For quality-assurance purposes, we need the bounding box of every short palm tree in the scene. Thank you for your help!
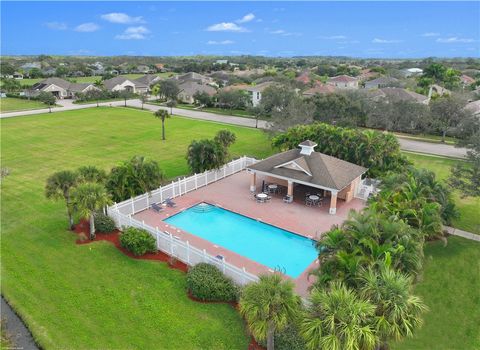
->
[301,282,378,350]
[45,170,79,229]
[154,109,170,141]
[358,265,428,348]
[239,274,300,350]
[72,183,112,239]
[77,165,107,184]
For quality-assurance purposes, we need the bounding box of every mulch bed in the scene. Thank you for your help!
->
[72,219,265,350]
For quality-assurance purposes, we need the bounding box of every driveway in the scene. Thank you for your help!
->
[0,98,466,158]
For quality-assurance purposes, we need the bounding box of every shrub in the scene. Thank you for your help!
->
[258,323,307,350]
[186,263,239,302]
[120,227,156,256]
[94,213,116,233]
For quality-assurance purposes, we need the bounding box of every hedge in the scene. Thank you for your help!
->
[186,263,239,302]
[119,227,156,256]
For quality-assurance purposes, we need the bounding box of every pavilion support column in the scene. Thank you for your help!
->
[287,181,294,197]
[250,171,256,192]
[329,191,338,215]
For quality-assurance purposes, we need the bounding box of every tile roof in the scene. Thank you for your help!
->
[328,75,358,83]
[303,83,336,95]
[247,147,367,191]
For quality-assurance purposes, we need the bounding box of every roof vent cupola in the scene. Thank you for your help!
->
[299,140,317,156]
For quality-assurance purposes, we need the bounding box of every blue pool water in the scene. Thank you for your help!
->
[164,203,318,278]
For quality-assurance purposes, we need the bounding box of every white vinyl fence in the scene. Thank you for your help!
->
[107,156,260,286]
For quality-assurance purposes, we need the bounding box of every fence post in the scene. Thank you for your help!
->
[131,197,134,214]
[203,249,207,263]
[204,171,208,185]
[146,194,150,208]
[178,178,182,196]
[160,188,163,203]
[172,181,175,197]
[194,173,198,190]
[156,227,160,249]
[184,177,187,194]
[186,240,190,265]
[242,267,247,285]
[142,220,145,230]
[223,165,226,178]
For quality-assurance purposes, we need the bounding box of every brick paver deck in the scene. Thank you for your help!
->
[133,171,366,296]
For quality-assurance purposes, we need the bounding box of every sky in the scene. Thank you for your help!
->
[1,1,479,58]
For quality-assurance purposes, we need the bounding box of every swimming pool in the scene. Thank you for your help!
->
[164,203,318,278]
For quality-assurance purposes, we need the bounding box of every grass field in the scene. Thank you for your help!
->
[393,236,480,350]
[406,153,480,234]
[0,108,273,349]
[1,109,479,349]
[0,97,52,112]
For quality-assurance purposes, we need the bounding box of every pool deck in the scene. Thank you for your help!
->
[133,170,366,296]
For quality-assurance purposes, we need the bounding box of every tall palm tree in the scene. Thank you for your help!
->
[72,183,112,239]
[77,165,107,184]
[301,282,378,350]
[239,274,300,350]
[358,265,428,348]
[45,170,79,229]
[154,109,170,141]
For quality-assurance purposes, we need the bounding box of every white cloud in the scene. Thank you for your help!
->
[75,23,100,32]
[436,37,475,43]
[45,22,67,30]
[269,29,301,37]
[270,29,285,34]
[372,38,402,44]
[320,35,347,40]
[207,40,234,45]
[337,40,360,44]
[101,13,144,24]
[236,13,255,23]
[206,22,248,32]
[115,26,150,40]
[422,32,440,37]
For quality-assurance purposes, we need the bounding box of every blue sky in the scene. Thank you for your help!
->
[1,1,479,58]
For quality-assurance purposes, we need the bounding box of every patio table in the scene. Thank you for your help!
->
[267,184,278,193]
[256,193,268,203]
[309,195,320,201]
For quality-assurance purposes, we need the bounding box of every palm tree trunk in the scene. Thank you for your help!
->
[441,130,446,143]
[68,209,74,230]
[89,215,95,240]
[266,323,275,350]
[162,119,166,140]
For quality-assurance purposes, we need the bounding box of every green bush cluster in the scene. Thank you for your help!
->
[258,323,307,350]
[119,227,157,256]
[94,213,116,233]
[186,263,239,302]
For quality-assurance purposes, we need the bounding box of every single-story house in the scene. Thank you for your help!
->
[364,76,399,89]
[27,78,99,99]
[302,83,336,97]
[136,65,155,74]
[246,81,275,106]
[368,87,429,104]
[215,60,229,65]
[327,75,359,89]
[178,81,216,104]
[155,63,165,72]
[400,68,423,77]
[247,140,367,215]
[295,71,311,84]
[134,74,162,88]
[171,72,214,85]
[460,74,475,86]
[103,76,148,94]
[13,72,24,80]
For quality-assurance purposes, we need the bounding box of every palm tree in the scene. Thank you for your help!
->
[239,274,300,350]
[139,93,148,110]
[77,165,107,184]
[358,265,428,348]
[45,170,79,229]
[154,109,170,141]
[72,183,112,239]
[93,79,104,107]
[301,282,378,350]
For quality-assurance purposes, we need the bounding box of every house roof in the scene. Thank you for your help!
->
[179,81,216,96]
[246,81,275,92]
[465,100,480,115]
[370,87,428,104]
[461,75,475,85]
[303,83,336,96]
[32,77,71,90]
[220,83,251,93]
[173,72,211,84]
[365,76,398,85]
[328,75,358,83]
[247,147,367,191]
[103,76,148,90]
[295,71,311,84]
[134,74,161,86]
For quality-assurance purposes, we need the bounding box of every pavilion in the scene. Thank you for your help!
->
[246,140,368,214]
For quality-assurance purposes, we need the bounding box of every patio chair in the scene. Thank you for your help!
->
[283,195,293,203]
[151,203,164,213]
[164,198,177,208]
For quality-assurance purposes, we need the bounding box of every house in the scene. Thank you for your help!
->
[177,81,216,104]
[13,72,24,80]
[155,63,165,72]
[364,77,399,89]
[295,71,311,85]
[400,68,423,77]
[215,60,229,65]
[27,78,99,99]
[327,75,359,89]
[460,74,475,86]
[302,83,336,97]
[42,68,56,76]
[136,65,154,74]
[134,74,161,88]
[368,87,429,104]
[171,72,214,85]
[246,82,275,106]
[357,69,378,81]
[209,71,231,86]
[465,100,480,116]
[20,62,41,72]
[103,76,148,94]
[247,140,367,214]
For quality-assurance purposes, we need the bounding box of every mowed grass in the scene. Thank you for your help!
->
[405,153,480,234]
[1,107,273,349]
[393,236,480,350]
[0,97,51,112]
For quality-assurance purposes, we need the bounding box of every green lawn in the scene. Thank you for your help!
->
[405,153,480,234]
[0,108,273,349]
[393,236,480,350]
[0,97,51,112]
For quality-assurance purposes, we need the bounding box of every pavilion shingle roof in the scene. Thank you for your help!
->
[248,149,367,191]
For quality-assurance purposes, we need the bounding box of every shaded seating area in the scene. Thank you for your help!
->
[247,140,368,214]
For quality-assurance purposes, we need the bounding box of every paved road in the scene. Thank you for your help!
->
[1,296,39,350]
[1,99,466,158]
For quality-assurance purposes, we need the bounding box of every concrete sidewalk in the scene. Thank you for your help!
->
[444,226,480,242]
